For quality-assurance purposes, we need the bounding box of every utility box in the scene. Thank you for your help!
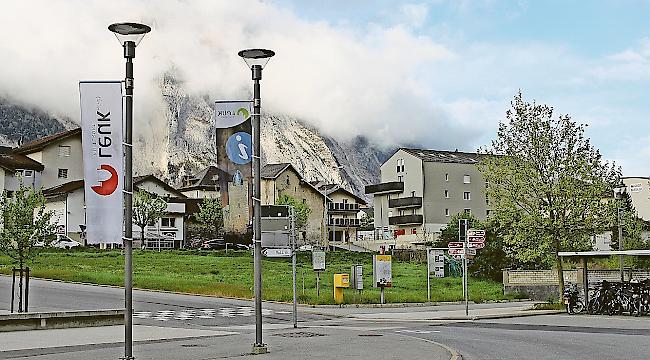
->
[333,273,349,304]
[350,265,363,291]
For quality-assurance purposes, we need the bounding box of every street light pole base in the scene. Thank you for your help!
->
[251,344,268,355]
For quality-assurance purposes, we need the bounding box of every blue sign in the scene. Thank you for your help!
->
[226,132,252,165]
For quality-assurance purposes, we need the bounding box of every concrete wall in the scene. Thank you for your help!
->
[623,177,650,221]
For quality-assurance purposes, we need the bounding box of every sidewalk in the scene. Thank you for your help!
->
[302,301,562,321]
[0,324,452,360]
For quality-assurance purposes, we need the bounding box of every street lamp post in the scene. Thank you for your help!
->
[238,48,274,355]
[613,183,627,282]
[108,22,151,360]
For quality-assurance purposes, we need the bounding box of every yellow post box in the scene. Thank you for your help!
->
[333,273,350,304]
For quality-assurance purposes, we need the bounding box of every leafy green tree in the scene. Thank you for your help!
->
[359,210,374,231]
[610,191,650,268]
[277,194,311,229]
[132,189,167,245]
[0,185,56,310]
[479,92,619,301]
[194,197,224,238]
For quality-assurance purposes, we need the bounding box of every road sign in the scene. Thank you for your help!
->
[262,248,292,258]
[468,242,486,249]
[467,229,485,237]
[448,242,464,248]
[466,248,477,256]
[312,250,326,271]
[448,248,465,255]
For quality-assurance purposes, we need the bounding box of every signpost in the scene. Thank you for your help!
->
[312,249,326,296]
[448,222,488,317]
[373,254,392,304]
[262,248,292,257]
[426,249,445,301]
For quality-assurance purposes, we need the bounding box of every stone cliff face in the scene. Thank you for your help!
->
[0,74,393,200]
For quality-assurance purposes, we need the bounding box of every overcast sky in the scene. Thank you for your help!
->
[1,0,650,176]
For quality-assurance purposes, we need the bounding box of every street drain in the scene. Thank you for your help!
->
[274,331,325,338]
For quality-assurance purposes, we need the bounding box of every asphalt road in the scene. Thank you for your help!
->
[3,276,650,359]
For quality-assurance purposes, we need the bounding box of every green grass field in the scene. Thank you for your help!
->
[0,249,521,304]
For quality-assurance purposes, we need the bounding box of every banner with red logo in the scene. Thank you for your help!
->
[80,81,123,244]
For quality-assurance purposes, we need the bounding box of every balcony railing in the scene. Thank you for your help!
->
[365,181,404,195]
[327,202,360,212]
[388,214,423,225]
[327,218,361,227]
[388,196,422,209]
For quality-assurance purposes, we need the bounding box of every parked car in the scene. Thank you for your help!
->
[201,238,226,250]
[52,235,82,249]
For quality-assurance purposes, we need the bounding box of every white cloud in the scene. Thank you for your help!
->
[399,3,430,28]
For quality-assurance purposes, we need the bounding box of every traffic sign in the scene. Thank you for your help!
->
[468,242,486,249]
[466,248,477,256]
[262,248,292,257]
[448,248,465,255]
[448,242,464,248]
[467,229,485,237]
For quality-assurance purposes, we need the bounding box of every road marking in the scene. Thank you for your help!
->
[133,311,152,319]
[275,311,292,314]
[238,307,255,316]
[153,310,175,321]
[198,309,216,319]
[219,308,236,318]
[395,329,441,334]
[176,309,195,320]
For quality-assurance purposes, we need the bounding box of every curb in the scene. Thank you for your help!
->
[395,333,462,360]
[0,309,124,332]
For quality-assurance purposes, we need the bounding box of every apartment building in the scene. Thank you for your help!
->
[15,128,82,189]
[0,146,44,193]
[365,148,489,246]
[622,177,650,221]
[313,182,366,243]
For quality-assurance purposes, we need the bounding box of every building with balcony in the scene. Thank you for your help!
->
[314,183,366,243]
[365,148,489,246]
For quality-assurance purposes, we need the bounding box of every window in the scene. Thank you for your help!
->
[444,190,449,198]
[445,208,450,217]
[411,191,416,197]
[397,175,404,182]
[464,175,471,184]
[486,195,490,206]
[412,228,417,234]
[445,173,449,181]
[464,208,471,215]
[161,218,176,228]
[24,170,33,177]
[58,169,68,179]
[463,191,471,200]
[399,209,405,216]
[58,145,71,157]
[15,170,23,177]
[396,159,405,173]
[286,175,290,185]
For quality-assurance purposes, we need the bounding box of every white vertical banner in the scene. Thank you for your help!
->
[80,81,124,244]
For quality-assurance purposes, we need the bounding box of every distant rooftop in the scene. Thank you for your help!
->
[15,128,81,154]
[400,148,486,164]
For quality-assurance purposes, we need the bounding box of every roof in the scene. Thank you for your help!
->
[0,146,44,171]
[261,163,293,179]
[15,128,81,154]
[316,183,366,205]
[43,180,84,197]
[179,165,232,191]
[134,175,188,199]
[398,148,486,164]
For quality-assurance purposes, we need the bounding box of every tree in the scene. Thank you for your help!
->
[0,185,56,310]
[194,197,224,238]
[132,189,167,246]
[479,92,619,301]
[277,194,311,229]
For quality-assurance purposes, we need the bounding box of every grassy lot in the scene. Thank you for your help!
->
[0,249,521,305]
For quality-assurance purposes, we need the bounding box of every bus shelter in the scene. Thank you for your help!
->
[558,250,650,306]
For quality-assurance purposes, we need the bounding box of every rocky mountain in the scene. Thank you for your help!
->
[0,75,393,200]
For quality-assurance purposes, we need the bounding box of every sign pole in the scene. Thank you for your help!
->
[291,207,297,328]
[427,248,431,302]
[459,219,469,317]
[316,272,320,297]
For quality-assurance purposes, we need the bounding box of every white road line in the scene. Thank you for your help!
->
[153,310,175,321]
[133,311,151,319]
[198,309,216,319]
[175,309,195,320]
[219,308,236,318]
[238,307,255,316]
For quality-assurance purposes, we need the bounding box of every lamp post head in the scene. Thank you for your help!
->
[238,49,275,69]
[108,22,151,47]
